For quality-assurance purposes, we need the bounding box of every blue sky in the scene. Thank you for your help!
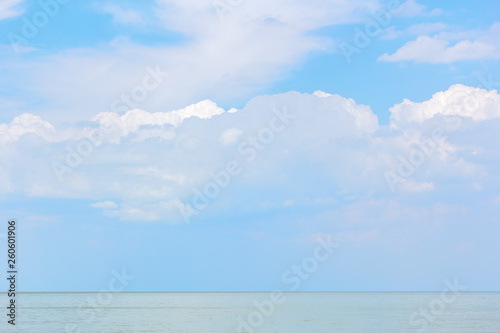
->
[0,0,499,292]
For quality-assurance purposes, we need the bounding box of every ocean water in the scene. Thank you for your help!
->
[2,292,499,332]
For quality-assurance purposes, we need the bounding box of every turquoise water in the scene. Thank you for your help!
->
[2,292,499,332]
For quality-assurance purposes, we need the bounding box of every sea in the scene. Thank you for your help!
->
[2,292,499,332]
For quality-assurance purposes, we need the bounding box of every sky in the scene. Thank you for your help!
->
[0,0,499,292]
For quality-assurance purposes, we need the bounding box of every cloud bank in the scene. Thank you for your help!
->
[0,84,499,223]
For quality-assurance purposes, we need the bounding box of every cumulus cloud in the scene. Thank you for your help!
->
[0,99,227,145]
[91,99,225,140]
[0,90,378,221]
[389,84,500,126]
[0,85,499,223]
[379,23,500,63]
[0,113,56,143]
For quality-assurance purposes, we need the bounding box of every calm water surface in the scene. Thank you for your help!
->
[2,292,499,332]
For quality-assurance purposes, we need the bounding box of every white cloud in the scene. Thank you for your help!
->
[0,0,24,20]
[1,85,499,223]
[391,0,442,18]
[380,22,451,41]
[406,22,449,35]
[335,230,379,245]
[390,84,500,126]
[91,201,118,209]
[0,99,227,145]
[0,113,56,143]
[398,180,434,193]
[379,23,500,63]
[379,36,496,63]
[313,90,332,98]
[379,26,404,40]
[1,0,381,124]
[91,99,225,140]
[105,199,185,221]
[155,0,380,34]
[219,128,243,146]
[97,3,143,24]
